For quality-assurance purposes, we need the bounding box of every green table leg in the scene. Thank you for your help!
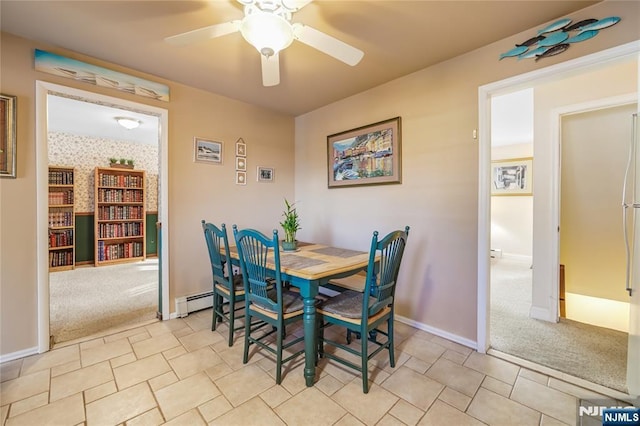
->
[302,295,317,386]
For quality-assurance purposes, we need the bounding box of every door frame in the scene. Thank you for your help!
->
[477,41,640,353]
[35,81,170,352]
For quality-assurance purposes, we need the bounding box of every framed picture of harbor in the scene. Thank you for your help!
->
[194,138,223,164]
[327,117,401,188]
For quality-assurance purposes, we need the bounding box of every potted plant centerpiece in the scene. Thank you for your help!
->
[280,198,301,251]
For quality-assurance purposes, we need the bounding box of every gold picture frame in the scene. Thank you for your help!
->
[491,157,533,196]
[0,94,17,178]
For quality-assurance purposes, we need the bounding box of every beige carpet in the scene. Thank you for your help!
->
[490,257,628,393]
[49,259,158,344]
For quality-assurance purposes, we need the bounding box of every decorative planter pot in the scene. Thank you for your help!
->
[281,240,297,251]
[110,163,134,169]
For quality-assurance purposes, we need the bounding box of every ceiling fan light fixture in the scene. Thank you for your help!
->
[115,116,141,130]
[240,11,293,57]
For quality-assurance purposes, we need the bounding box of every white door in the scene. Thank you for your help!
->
[627,110,640,396]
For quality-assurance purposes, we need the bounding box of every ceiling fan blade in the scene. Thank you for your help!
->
[261,53,280,87]
[164,21,240,46]
[293,24,364,66]
[282,0,313,11]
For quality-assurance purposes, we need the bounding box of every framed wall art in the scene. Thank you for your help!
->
[491,157,533,196]
[236,138,246,157]
[235,171,247,185]
[327,117,401,188]
[257,166,274,182]
[236,156,246,171]
[0,93,17,178]
[194,138,223,164]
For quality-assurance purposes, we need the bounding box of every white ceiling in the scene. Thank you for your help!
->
[1,0,601,116]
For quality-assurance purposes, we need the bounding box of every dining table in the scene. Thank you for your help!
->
[225,241,371,387]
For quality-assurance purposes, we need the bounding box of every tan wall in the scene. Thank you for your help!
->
[0,32,294,356]
[294,1,640,341]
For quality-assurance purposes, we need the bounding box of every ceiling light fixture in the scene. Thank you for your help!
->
[115,116,141,130]
[238,0,295,57]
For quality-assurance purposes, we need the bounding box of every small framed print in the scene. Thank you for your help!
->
[257,166,274,182]
[194,137,223,165]
[235,171,246,185]
[236,139,246,157]
[236,156,247,171]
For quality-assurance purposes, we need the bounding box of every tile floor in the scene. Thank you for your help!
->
[0,309,633,425]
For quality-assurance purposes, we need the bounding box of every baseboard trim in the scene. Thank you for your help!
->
[395,314,477,350]
[0,346,39,363]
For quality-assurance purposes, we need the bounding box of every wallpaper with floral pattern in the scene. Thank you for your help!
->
[48,132,159,212]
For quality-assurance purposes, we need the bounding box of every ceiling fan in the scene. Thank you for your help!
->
[164,0,364,87]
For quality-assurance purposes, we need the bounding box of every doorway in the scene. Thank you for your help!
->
[47,94,161,344]
[35,81,170,352]
[477,41,640,395]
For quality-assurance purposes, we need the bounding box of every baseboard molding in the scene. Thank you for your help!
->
[0,346,39,363]
[395,314,477,350]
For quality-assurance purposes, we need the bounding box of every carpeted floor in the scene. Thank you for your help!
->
[49,259,158,344]
[490,257,628,393]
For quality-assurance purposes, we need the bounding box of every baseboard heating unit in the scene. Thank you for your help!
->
[175,291,213,317]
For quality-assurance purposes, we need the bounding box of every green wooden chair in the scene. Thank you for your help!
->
[318,226,410,393]
[232,226,305,384]
[201,220,247,347]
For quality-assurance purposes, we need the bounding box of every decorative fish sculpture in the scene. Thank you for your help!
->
[566,30,599,43]
[518,46,548,60]
[577,16,621,33]
[499,45,529,60]
[516,35,545,47]
[563,18,598,31]
[537,31,569,47]
[537,18,572,35]
[535,43,570,61]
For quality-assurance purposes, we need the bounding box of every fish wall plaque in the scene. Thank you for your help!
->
[499,16,621,62]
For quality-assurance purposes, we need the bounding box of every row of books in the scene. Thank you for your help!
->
[97,223,143,238]
[97,241,144,261]
[97,188,144,203]
[49,191,74,205]
[97,173,143,188]
[49,250,74,267]
[97,205,144,220]
[49,229,73,248]
[49,170,74,185]
[48,212,73,228]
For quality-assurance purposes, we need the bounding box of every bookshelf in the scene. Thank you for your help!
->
[48,166,75,271]
[94,167,146,266]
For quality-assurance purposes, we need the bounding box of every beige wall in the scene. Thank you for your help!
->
[294,1,640,342]
[1,1,639,357]
[0,32,294,356]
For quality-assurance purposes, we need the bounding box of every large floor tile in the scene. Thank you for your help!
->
[49,361,113,402]
[464,352,520,385]
[178,329,224,352]
[163,408,207,425]
[85,382,156,425]
[216,364,277,407]
[131,332,181,358]
[425,358,484,397]
[381,366,444,411]
[397,337,446,364]
[0,359,22,383]
[113,353,171,389]
[467,387,541,426]
[210,396,286,426]
[0,370,50,406]
[154,371,220,420]
[5,393,84,426]
[418,400,484,426]
[80,338,132,367]
[511,376,578,425]
[332,380,399,425]
[168,346,223,379]
[20,345,79,375]
[276,387,347,426]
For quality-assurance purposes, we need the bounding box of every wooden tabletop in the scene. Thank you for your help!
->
[227,242,370,281]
